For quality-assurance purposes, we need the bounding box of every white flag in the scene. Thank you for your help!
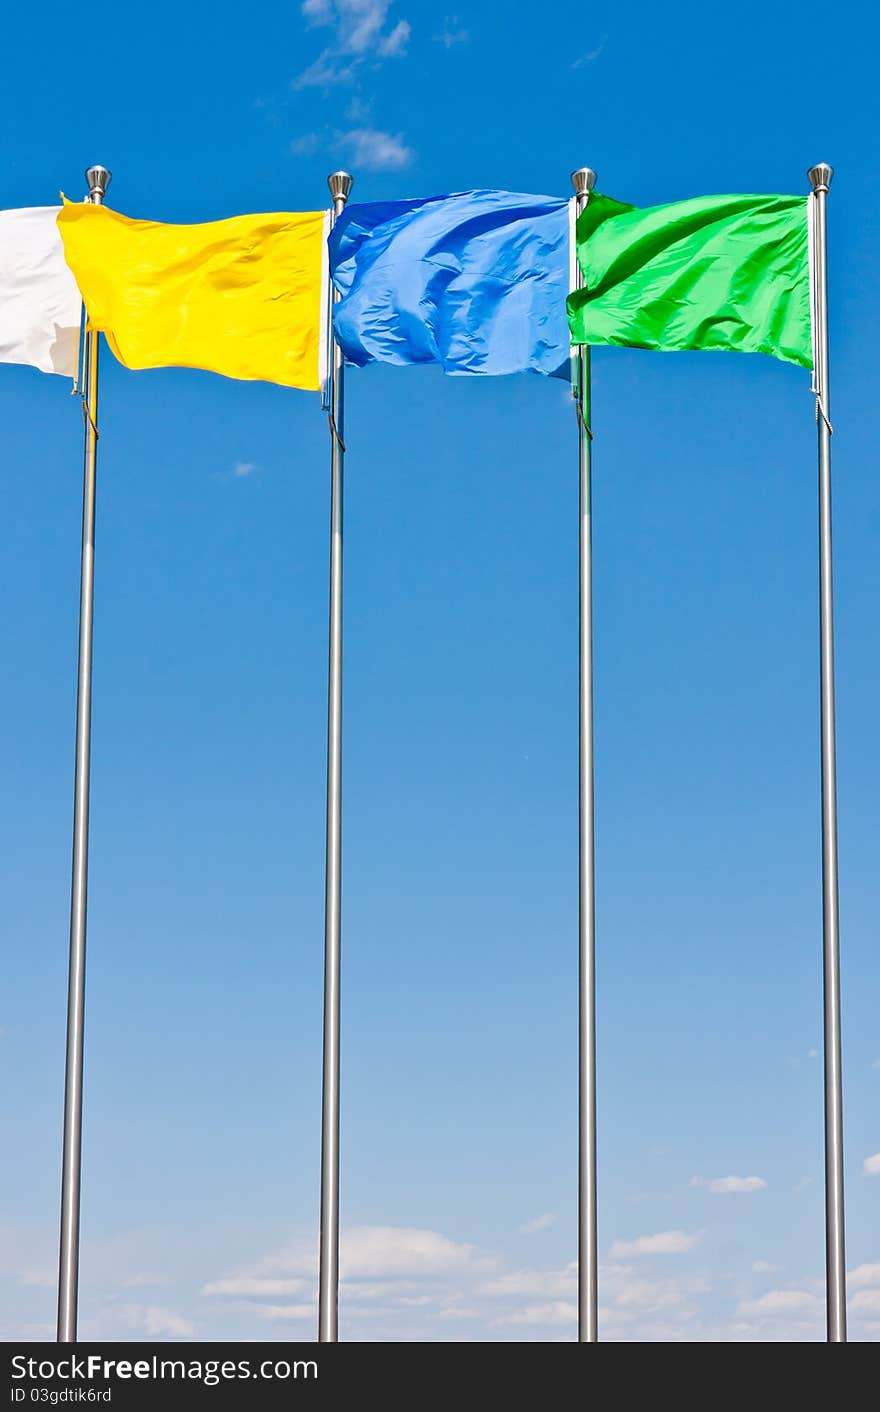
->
[0,206,82,377]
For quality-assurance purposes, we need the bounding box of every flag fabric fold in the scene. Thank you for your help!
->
[329,191,571,379]
[57,202,328,390]
[567,192,812,368]
[0,207,82,377]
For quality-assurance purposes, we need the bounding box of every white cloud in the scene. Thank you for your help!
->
[479,1265,576,1298]
[293,50,360,88]
[378,18,410,55]
[849,1263,880,1290]
[18,1268,55,1288]
[493,1300,577,1327]
[517,1213,558,1235]
[793,1176,813,1193]
[340,1226,474,1278]
[252,1225,476,1292]
[346,1,395,53]
[140,1306,195,1337]
[609,1230,703,1259]
[433,18,469,48]
[302,0,387,51]
[707,1176,767,1195]
[613,1279,687,1310]
[202,1225,476,1311]
[738,1289,819,1316]
[341,1280,420,1302]
[255,1303,315,1321]
[232,461,258,477]
[863,1152,880,1176]
[602,1264,710,1317]
[852,1289,880,1315]
[203,1276,306,1298]
[571,39,606,67]
[691,1175,767,1194]
[295,1,410,87]
[0,1217,843,1343]
[338,127,413,171]
[752,1260,781,1274]
[290,133,322,156]
[345,95,372,121]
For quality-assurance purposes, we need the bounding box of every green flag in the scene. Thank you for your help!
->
[567,192,813,368]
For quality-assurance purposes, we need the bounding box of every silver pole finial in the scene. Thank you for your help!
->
[327,171,353,204]
[571,167,598,199]
[808,163,834,194]
[84,166,111,203]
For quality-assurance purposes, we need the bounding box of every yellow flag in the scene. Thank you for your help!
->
[57,201,328,390]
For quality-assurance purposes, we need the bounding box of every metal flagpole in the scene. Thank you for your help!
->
[571,165,598,1343]
[808,162,847,1343]
[318,168,353,1344]
[57,163,111,1344]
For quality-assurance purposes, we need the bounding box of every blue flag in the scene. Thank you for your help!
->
[329,190,571,379]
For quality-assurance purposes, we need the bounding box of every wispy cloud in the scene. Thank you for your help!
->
[291,125,413,170]
[18,1268,55,1289]
[479,1264,576,1298]
[863,1152,880,1176]
[143,1306,194,1337]
[609,1230,703,1259]
[254,1303,315,1321]
[260,1225,477,1282]
[433,16,469,48]
[752,1260,781,1274]
[517,1212,558,1236]
[340,1226,474,1277]
[293,51,360,89]
[114,1304,195,1338]
[571,38,606,68]
[294,1,411,89]
[738,1289,820,1317]
[232,461,259,478]
[480,1259,709,1335]
[793,1175,813,1193]
[290,132,323,157]
[378,18,410,55]
[345,95,372,122]
[493,1300,577,1327]
[302,0,399,52]
[4,1219,856,1343]
[203,1276,306,1297]
[848,1263,880,1290]
[691,1175,767,1195]
[338,127,413,171]
[341,1280,423,1302]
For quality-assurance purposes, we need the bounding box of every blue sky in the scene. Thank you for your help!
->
[1,0,879,1342]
